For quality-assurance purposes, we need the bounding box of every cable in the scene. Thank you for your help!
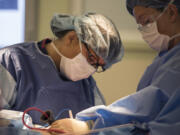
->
[22,107,65,134]
[55,108,71,120]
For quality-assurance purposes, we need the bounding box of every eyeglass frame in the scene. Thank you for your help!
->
[83,42,105,73]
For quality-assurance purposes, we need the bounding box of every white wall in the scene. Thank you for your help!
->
[36,0,70,40]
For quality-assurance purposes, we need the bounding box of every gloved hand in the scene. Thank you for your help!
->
[49,118,89,134]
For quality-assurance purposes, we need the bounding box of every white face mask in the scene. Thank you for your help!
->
[137,0,180,52]
[51,41,96,81]
[138,22,170,52]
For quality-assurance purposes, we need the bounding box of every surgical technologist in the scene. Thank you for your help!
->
[0,13,123,124]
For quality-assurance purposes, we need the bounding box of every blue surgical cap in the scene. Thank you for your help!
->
[126,0,180,16]
[51,13,124,70]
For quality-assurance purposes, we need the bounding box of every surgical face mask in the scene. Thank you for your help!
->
[51,41,96,81]
[138,22,170,52]
[137,0,175,52]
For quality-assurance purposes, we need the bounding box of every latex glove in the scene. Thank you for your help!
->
[49,118,89,134]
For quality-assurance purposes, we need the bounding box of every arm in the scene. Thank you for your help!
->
[46,86,168,134]
[76,85,169,128]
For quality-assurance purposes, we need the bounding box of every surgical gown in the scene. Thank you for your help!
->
[76,44,180,135]
[0,42,105,124]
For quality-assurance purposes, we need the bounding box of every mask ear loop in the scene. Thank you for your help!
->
[51,41,64,57]
[170,33,180,41]
[150,0,175,23]
[79,39,83,53]
[168,33,180,49]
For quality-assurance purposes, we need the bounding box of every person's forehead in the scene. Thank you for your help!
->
[126,0,170,16]
[133,6,159,17]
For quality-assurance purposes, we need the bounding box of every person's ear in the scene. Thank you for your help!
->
[64,31,78,46]
[167,4,179,23]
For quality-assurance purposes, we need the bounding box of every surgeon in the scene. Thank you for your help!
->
[0,13,123,124]
[50,0,180,135]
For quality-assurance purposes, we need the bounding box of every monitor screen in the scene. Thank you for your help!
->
[0,0,25,47]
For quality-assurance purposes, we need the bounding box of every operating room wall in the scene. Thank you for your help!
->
[36,0,157,105]
[36,0,70,40]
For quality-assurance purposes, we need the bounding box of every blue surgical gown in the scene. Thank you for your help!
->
[0,42,105,124]
[76,44,180,135]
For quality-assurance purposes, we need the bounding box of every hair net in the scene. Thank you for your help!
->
[126,0,180,16]
[51,13,124,70]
